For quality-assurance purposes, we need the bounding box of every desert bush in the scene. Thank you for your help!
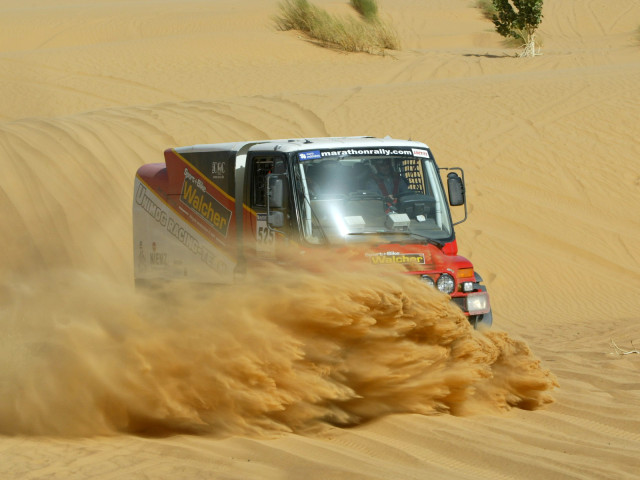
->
[275,0,399,54]
[476,0,543,53]
[351,0,378,21]
[488,0,544,57]
[274,0,322,32]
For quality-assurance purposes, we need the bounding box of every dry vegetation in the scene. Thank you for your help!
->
[274,0,398,55]
[351,0,378,21]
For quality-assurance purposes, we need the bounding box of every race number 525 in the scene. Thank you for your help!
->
[256,213,275,256]
[257,225,275,243]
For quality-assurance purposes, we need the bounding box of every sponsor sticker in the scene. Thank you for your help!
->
[412,148,430,158]
[135,181,232,275]
[369,252,426,265]
[211,161,226,179]
[149,241,168,266]
[135,184,168,227]
[180,169,232,236]
[320,148,413,157]
[299,150,322,161]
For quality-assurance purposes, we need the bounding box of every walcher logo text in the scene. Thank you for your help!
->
[370,253,425,265]
[181,174,232,236]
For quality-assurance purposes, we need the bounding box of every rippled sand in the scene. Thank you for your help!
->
[1,0,639,478]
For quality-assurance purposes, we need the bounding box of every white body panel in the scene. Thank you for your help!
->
[133,178,235,284]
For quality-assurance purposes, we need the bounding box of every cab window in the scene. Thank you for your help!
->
[250,156,287,207]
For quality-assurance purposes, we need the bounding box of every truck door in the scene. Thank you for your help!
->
[247,153,290,258]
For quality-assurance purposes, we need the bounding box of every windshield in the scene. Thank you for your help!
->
[295,149,453,245]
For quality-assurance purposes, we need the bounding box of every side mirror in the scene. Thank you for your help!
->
[268,174,286,209]
[447,172,465,206]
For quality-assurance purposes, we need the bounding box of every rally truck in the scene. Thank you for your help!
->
[133,136,492,328]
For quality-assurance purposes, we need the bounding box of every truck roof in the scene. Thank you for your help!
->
[173,136,430,155]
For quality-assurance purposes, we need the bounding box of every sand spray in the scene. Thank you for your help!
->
[0,255,557,436]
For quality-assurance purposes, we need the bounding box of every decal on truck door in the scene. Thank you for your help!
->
[181,169,232,236]
[134,178,235,283]
[256,213,276,258]
[179,150,235,193]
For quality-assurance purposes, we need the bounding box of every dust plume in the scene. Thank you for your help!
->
[0,260,557,437]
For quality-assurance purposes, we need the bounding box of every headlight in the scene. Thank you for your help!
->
[420,274,435,287]
[465,292,491,315]
[436,273,455,294]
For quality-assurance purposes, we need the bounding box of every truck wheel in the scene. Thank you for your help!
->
[469,309,492,329]
[469,273,492,329]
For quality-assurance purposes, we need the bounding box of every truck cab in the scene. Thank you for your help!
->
[133,137,492,328]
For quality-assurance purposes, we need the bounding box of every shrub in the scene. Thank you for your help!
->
[275,0,399,54]
[351,0,378,21]
[491,0,544,57]
[274,0,317,32]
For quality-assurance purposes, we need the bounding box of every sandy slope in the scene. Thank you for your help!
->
[1,0,639,478]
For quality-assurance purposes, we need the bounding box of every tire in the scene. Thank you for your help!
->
[469,309,492,329]
[469,274,492,329]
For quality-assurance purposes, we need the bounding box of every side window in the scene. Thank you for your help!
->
[251,156,286,207]
[252,157,273,207]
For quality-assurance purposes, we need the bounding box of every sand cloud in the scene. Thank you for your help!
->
[0,261,556,437]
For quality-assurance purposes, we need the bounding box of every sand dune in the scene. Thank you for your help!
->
[1,0,639,478]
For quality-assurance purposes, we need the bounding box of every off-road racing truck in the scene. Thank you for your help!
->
[133,136,492,327]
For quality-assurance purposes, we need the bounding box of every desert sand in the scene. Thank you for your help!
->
[1,0,639,478]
